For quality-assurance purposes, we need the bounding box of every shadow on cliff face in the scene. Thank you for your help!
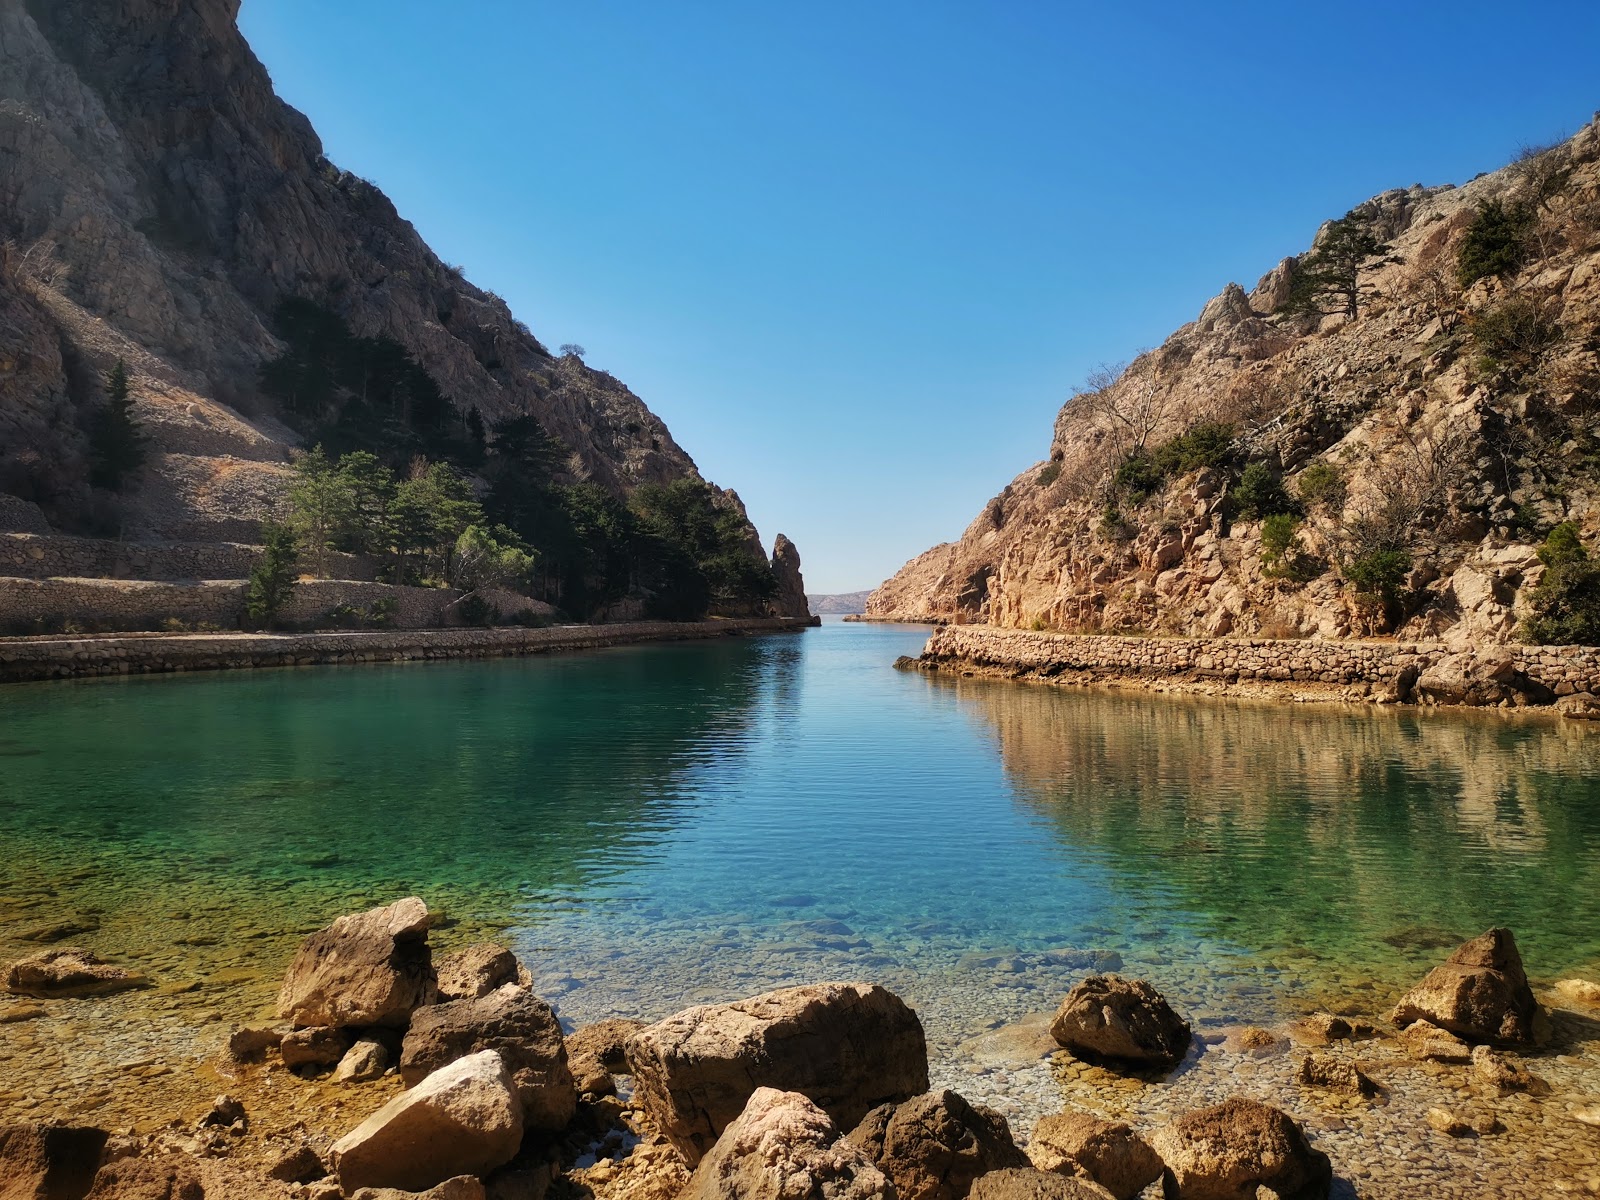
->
[923,670,1600,980]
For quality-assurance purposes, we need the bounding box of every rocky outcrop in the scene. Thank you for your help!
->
[1025,1113,1162,1200]
[399,984,576,1130]
[769,535,814,621]
[868,120,1600,650]
[846,1090,1028,1200]
[280,1026,353,1070]
[331,1050,524,1194]
[625,982,930,1164]
[1049,976,1190,1068]
[1388,927,1540,1046]
[277,898,436,1030]
[1148,1099,1331,1200]
[681,1088,893,1200]
[4,948,144,998]
[0,1122,108,1199]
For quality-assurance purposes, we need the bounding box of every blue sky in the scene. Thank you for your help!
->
[238,2,1600,593]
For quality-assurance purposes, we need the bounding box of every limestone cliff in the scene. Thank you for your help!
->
[869,118,1600,647]
[0,0,787,577]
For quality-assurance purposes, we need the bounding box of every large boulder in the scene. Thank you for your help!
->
[1026,1112,1161,1200]
[567,1018,646,1097]
[682,1087,892,1200]
[846,1090,1027,1200]
[0,1122,108,1200]
[4,949,145,998]
[434,944,528,1001]
[400,984,576,1130]
[1049,977,1190,1068]
[769,534,813,621]
[1387,928,1540,1046]
[331,1050,524,1193]
[1148,1098,1331,1200]
[350,1178,486,1200]
[626,982,929,1164]
[278,898,436,1029]
[967,1169,1115,1200]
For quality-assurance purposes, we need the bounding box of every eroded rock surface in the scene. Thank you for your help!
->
[1388,928,1540,1046]
[1025,1112,1161,1200]
[567,1018,646,1098]
[400,984,576,1130]
[681,1087,892,1200]
[626,982,929,1164]
[332,1050,523,1194]
[1049,976,1190,1067]
[846,1089,1027,1200]
[1148,1098,1331,1200]
[966,1168,1116,1200]
[278,898,436,1030]
[0,1122,109,1200]
[435,944,527,1002]
[4,948,145,998]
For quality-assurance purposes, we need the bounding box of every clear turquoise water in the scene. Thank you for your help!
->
[3,620,1599,1039]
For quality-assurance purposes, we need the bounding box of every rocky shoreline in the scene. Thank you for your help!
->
[5,899,1600,1199]
[0,617,819,685]
[901,625,1600,716]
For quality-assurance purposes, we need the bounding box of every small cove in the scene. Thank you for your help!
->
[2,619,1600,1181]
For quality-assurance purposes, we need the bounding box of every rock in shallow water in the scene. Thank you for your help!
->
[567,1018,646,1098]
[435,944,528,1001]
[332,1049,523,1193]
[1387,927,1540,1046]
[400,984,575,1130]
[278,897,436,1030]
[625,981,930,1165]
[4,948,145,998]
[1048,976,1190,1068]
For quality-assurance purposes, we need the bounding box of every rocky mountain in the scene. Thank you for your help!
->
[0,0,798,607]
[807,590,873,615]
[868,117,1600,647]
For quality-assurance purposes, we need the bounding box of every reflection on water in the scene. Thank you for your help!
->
[933,672,1600,982]
[2,622,1598,1037]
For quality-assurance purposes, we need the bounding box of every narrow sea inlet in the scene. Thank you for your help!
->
[3,621,1600,1189]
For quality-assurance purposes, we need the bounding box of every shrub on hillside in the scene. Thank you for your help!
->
[1469,296,1562,378]
[1296,461,1347,513]
[1260,513,1325,583]
[1340,547,1413,610]
[1229,462,1299,521]
[1523,523,1600,645]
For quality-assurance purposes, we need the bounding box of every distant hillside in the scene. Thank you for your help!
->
[870,118,1600,647]
[808,590,874,615]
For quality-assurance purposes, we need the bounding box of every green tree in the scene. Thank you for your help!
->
[1296,461,1347,513]
[89,359,148,491]
[452,524,537,598]
[1456,200,1533,286]
[286,446,355,576]
[1280,210,1393,319]
[390,461,482,585]
[244,522,299,629]
[333,451,397,555]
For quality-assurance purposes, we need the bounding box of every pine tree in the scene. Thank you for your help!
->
[1280,210,1393,319]
[244,522,300,629]
[89,359,148,491]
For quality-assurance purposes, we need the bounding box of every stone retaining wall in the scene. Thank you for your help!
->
[0,577,511,634]
[0,533,375,581]
[914,625,1600,710]
[0,618,817,683]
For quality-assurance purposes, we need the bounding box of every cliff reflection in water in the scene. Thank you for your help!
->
[931,672,1600,978]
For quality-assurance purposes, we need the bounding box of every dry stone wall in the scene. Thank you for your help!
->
[0,533,376,581]
[0,577,508,634]
[0,618,816,683]
[915,625,1600,711]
